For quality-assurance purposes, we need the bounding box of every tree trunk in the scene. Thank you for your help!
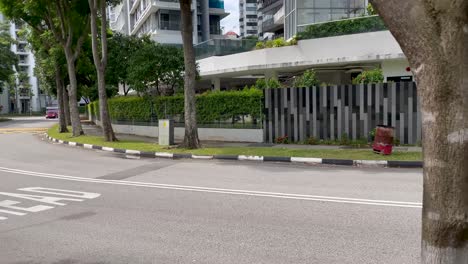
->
[54,64,68,133]
[370,1,468,263]
[63,47,84,136]
[63,84,71,126]
[88,0,116,142]
[179,0,200,149]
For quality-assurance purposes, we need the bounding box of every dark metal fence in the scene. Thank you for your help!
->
[263,82,421,144]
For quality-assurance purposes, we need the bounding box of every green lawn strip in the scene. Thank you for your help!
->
[0,118,11,122]
[48,125,422,161]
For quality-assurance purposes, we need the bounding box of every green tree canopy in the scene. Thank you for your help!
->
[127,40,185,96]
[0,21,17,87]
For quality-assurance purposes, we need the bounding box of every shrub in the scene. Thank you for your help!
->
[275,135,289,144]
[89,88,264,123]
[293,69,320,87]
[255,41,265,50]
[340,133,350,145]
[297,16,386,40]
[352,68,384,84]
[255,78,267,89]
[272,38,287,47]
[255,37,297,50]
[306,136,318,145]
[369,128,377,141]
[266,78,282,89]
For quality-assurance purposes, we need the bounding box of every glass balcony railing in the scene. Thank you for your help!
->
[195,38,257,60]
[160,21,181,30]
[209,0,224,9]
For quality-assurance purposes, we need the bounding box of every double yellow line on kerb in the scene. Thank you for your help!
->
[0,127,48,134]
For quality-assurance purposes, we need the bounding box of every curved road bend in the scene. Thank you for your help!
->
[0,117,422,264]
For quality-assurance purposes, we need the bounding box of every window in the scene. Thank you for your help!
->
[160,10,181,30]
[247,22,258,26]
[246,15,257,19]
[247,30,258,34]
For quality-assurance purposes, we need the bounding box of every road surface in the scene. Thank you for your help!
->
[0,117,422,263]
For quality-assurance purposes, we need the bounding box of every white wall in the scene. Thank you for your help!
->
[381,59,412,81]
[151,30,183,44]
[95,120,264,142]
[198,31,406,79]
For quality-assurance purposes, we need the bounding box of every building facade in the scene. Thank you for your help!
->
[284,0,368,39]
[0,13,46,114]
[239,0,259,38]
[110,0,228,44]
[257,0,284,39]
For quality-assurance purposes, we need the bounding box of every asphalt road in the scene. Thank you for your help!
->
[0,117,422,264]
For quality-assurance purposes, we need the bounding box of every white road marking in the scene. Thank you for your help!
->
[0,209,26,216]
[0,191,83,206]
[18,187,101,199]
[0,166,421,208]
[0,187,101,221]
[0,200,54,212]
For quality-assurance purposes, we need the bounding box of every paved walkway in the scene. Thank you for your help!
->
[82,124,422,152]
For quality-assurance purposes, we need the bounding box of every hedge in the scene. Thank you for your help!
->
[297,15,386,40]
[88,88,263,123]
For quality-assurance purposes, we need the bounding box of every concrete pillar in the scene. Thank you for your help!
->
[192,0,198,44]
[211,77,221,91]
[265,70,278,80]
[201,0,210,42]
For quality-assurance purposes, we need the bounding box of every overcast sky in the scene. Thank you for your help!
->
[221,0,239,34]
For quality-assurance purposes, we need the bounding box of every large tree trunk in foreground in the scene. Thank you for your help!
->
[63,47,84,136]
[371,1,468,263]
[179,0,200,149]
[88,0,116,142]
[54,64,68,133]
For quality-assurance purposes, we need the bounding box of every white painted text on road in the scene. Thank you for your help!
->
[0,187,101,221]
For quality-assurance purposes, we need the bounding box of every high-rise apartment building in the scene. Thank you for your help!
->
[109,0,228,44]
[0,13,46,114]
[239,0,259,38]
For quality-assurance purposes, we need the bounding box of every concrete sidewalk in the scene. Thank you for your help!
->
[83,124,422,152]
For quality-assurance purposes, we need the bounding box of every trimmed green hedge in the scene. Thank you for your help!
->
[88,88,263,123]
[297,15,387,40]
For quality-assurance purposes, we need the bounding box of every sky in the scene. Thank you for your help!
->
[221,0,240,34]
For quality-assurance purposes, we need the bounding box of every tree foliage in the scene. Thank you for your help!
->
[127,40,185,96]
[0,21,17,87]
[107,33,148,95]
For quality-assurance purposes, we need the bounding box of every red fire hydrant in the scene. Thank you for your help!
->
[373,125,395,155]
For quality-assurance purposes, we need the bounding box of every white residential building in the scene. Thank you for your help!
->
[239,0,259,38]
[0,13,46,114]
[109,0,228,44]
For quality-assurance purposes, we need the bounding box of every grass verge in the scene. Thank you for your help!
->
[0,118,12,122]
[48,125,422,161]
